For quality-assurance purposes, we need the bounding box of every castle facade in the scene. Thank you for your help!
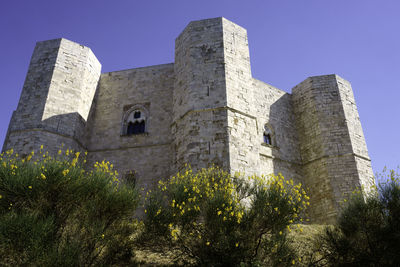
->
[2,17,374,223]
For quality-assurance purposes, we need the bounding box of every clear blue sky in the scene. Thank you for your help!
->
[0,0,399,176]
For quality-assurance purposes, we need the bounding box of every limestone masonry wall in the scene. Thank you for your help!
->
[87,64,175,191]
[292,75,374,223]
[2,17,374,223]
[4,38,101,156]
[173,18,230,172]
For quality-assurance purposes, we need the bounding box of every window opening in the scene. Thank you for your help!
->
[263,124,273,146]
[264,133,272,145]
[127,121,145,135]
[123,107,147,135]
[124,170,137,187]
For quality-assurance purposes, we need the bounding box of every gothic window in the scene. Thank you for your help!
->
[122,106,148,135]
[263,124,274,146]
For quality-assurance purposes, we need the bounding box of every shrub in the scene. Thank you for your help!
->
[0,148,139,266]
[318,168,400,267]
[144,166,309,266]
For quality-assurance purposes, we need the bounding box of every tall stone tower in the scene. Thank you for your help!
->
[3,38,101,156]
[173,18,230,171]
[172,17,257,174]
[292,75,375,222]
[2,17,374,223]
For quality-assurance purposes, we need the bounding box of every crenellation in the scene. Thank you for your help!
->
[2,17,374,223]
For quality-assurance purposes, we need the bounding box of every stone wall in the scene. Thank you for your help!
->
[172,18,230,172]
[86,63,175,190]
[336,76,375,193]
[2,17,374,224]
[292,75,374,223]
[3,38,101,156]
[253,79,303,182]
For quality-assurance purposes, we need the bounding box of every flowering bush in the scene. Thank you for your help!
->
[144,166,309,266]
[0,148,139,266]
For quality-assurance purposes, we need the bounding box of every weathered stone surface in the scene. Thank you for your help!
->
[292,75,374,223]
[87,64,174,191]
[2,17,374,223]
[3,38,100,156]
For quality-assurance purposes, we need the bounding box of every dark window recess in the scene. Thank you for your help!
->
[264,133,272,145]
[125,171,136,187]
[127,121,145,135]
[134,111,141,119]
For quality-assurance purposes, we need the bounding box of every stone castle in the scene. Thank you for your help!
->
[2,17,374,223]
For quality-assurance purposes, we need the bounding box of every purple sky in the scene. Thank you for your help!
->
[1,0,399,176]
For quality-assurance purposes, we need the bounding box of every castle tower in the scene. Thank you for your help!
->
[2,38,101,156]
[172,17,254,173]
[1,18,375,224]
[292,75,374,223]
[173,18,229,171]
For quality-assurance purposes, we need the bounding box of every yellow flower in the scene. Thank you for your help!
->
[0,195,2,199]
[41,173,46,179]
[101,234,105,239]
[292,260,295,265]
[235,242,239,247]
[71,158,78,167]
[28,186,32,189]
[206,241,210,246]
[62,169,70,176]
[217,210,222,216]
[279,231,282,235]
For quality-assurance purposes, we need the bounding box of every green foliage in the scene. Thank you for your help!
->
[0,148,139,266]
[144,166,309,266]
[318,168,400,267]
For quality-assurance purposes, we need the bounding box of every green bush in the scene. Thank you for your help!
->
[144,166,309,266]
[318,168,400,267]
[0,148,139,266]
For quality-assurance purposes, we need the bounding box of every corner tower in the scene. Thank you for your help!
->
[172,17,254,173]
[173,18,228,171]
[292,75,374,223]
[2,38,101,155]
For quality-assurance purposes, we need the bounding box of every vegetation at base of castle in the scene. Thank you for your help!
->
[313,168,400,267]
[3,147,399,266]
[143,166,310,266]
[0,148,139,266]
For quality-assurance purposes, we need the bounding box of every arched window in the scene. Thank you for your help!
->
[263,124,274,146]
[122,106,148,135]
